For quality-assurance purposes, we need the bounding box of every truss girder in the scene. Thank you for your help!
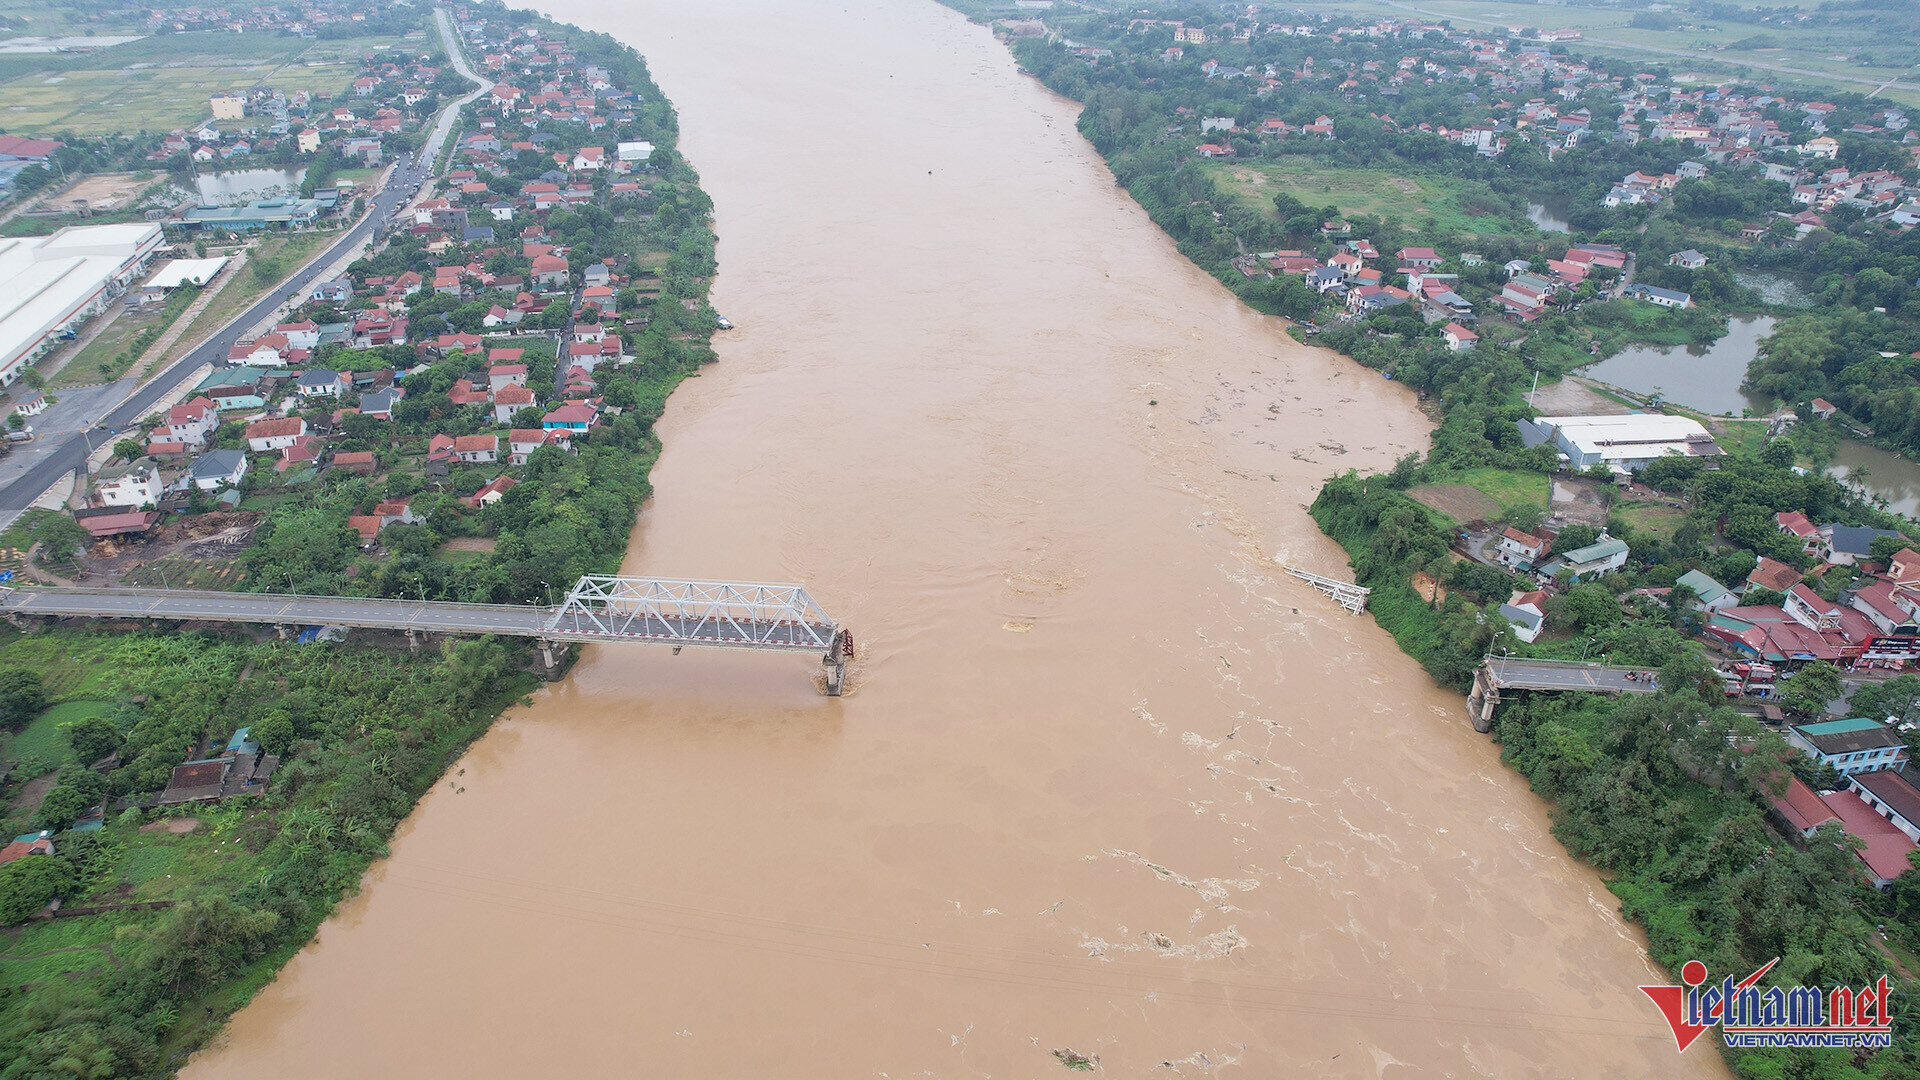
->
[544,575,837,651]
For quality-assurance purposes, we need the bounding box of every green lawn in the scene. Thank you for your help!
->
[1204,159,1536,237]
[1614,501,1687,540]
[1452,467,1550,517]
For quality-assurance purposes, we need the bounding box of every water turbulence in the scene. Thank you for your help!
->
[183,0,1729,1075]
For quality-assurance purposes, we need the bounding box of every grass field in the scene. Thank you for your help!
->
[1614,500,1687,540]
[1205,159,1535,237]
[169,231,332,359]
[1283,0,1920,108]
[49,288,193,387]
[0,30,422,135]
[1454,466,1550,516]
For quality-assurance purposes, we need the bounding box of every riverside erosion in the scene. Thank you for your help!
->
[184,0,1730,1076]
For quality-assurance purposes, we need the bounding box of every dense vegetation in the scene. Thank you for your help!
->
[0,631,536,1076]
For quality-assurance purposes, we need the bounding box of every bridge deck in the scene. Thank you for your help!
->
[0,586,836,652]
[1484,657,1659,694]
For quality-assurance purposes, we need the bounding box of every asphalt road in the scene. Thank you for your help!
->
[0,585,837,650]
[0,7,488,530]
[1485,657,1660,694]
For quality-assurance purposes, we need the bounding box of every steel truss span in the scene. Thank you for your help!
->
[546,576,837,651]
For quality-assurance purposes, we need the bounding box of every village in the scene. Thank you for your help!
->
[0,7,692,588]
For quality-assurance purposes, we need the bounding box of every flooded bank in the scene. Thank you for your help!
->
[1580,314,1777,416]
[181,0,1729,1076]
[1830,440,1920,520]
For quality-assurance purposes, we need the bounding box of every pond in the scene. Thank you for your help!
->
[1527,201,1572,234]
[1828,441,1920,521]
[1578,314,1777,416]
[194,167,306,206]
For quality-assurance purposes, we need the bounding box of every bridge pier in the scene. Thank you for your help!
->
[1467,663,1499,733]
[274,624,290,640]
[406,629,421,652]
[537,639,560,680]
[822,627,853,697]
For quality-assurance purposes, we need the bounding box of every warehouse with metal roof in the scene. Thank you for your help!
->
[0,222,163,385]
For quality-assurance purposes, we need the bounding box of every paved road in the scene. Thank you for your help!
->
[0,585,838,651]
[0,6,487,533]
[1485,656,1660,694]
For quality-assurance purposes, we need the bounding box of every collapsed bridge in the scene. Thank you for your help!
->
[0,574,855,694]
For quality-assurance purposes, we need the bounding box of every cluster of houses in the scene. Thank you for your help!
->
[1489,502,1920,670]
[1233,232,1645,334]
[154,49,448,176]
[1773,720,1920,889]
[71,324,613,538]
[140,2,404,36]
[1107,11,1920,231]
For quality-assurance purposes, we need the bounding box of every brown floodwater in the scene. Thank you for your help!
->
[183,1,1729,1076]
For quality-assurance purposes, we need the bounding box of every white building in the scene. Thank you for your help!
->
[92,461,163,508]
[1518,413,1723,473]
[0,223,164,385]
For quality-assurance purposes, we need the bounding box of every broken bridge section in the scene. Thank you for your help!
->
[0,574,854,695]
[545,575,852,693]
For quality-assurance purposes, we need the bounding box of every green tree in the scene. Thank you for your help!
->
[1778,661,1843,719]
[1851,674,1920,727]
[112,438,144,462]
[0,855,73,924]
[64,714,121,764]
[0,669,47,731]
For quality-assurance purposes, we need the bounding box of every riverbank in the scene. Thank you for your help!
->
[958,3,1920,1075]
[0,5,720,1073]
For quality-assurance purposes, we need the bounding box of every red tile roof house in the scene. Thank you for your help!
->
[167,396,219,446]
[493,384,536,424]
[488,362,528,391]
[468,475,518,508]
[452,434,499,464]
[1769,774,1839,839]
[348,515,384,546]
[332,450,378,475]
[447,378,491,407]
[509,428,572,465]
[275,435,321,472]
[244,417,307,453]
[0,829,55,867]
[1775,510,1822,555]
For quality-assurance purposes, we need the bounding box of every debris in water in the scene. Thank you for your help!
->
[1052,1048,1098,1071]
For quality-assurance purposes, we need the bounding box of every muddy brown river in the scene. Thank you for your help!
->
[183,1,1728,1075]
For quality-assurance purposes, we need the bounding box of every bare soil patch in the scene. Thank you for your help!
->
[1548,476,1613,530]
[139,817,199,835]
[1529,376,1629,416]
[438,537,497,553]
[1407,483,1499,524]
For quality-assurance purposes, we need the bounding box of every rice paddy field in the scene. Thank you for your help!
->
[0,29,425,135]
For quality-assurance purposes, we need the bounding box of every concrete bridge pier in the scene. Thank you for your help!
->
[406,629,421,652]
[274,624,290,640]
[1467,663,1499,733]
[537,638,561,680]
[822,628,853,697]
